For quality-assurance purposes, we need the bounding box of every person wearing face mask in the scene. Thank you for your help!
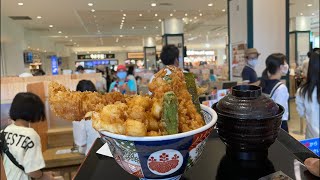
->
[241,48,260,85]
[109,64,137,95]
[259,53,290,132]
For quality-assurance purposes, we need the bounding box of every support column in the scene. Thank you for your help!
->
[143,37,156,70]
[161,18,185,68]
[228,0,288,79]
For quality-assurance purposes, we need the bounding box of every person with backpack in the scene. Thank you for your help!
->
[108,64,137,95]
[1,92,54,180]
[295,51,320,139]
[259,53,290,132]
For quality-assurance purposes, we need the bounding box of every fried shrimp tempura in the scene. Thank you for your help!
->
[49,82,125,121]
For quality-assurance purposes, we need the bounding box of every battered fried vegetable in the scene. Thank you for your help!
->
[184,72,201,114]
[161,91,179,135]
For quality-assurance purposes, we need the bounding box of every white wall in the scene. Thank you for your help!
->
[253,0,286,76]
[1,16,26,76]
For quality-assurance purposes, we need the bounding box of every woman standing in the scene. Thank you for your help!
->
[295,52,320,139]
[260,53,290,132]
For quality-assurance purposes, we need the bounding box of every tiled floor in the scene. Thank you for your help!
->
[288,99,307,141]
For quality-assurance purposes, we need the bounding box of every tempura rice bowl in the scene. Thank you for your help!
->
[99,105,217,180]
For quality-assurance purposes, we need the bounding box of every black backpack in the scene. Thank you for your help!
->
[0,127,25,171]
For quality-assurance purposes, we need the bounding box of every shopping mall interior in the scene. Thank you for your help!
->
[1,0,320,179]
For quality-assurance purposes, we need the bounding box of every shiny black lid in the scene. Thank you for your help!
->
[214,85,280,119]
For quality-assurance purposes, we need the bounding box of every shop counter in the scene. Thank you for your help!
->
[73,130,319,180]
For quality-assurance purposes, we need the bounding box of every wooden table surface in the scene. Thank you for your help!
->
[43,146,85,169]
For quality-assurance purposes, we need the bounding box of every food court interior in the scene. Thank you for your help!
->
[1,0,319,179]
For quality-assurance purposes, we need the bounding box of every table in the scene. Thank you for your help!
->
[74,130,319,180]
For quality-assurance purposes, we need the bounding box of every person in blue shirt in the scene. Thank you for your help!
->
[109,64,137,95]
[241,48,260,85]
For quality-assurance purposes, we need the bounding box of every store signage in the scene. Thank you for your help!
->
[77,54,115,60]
[128,52,161,59]
[51,55,59,75]
[300,138,320,156]
[187,50,215,56]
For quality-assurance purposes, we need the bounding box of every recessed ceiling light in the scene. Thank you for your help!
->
[190,19,193,22]
[222,9,226,12]
[58,31,62,34]
[36,16,42,19]
[185,13,188,16]
[156,26,159,29]
[312,13,315,16]
[151,3,157,7]
[132,26,135,29]
[170,13,173,16]
[70,39,73,42]
[44,50,47,52]
[18,2,23,6]
[123,14,126,16]
[194,16,197,19]
[122,17,125,19]
[307,4,312,7]
[158,19,162,22]
[122,20,125,22]
[300,13,303,16]
[91,9,95,12]
[120,35,123,37]
[37,48,40,51]
[144,26,147,29]
[65,36,68,38]
[88,3,93,6]
[49,25,53,28]
[120,27,123,29]
[139,13,143,16]
[199,13,203,16]
[74,42,77,45]
[155,13,158,17]
[93,15,96,18]
[208,3,213,7]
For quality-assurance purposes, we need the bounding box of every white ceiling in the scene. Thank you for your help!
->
[290,0,319,17]
[1,0,228,50]
[2,0,317,52]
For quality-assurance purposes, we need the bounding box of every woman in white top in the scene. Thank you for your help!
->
[2,92,54,180]
[295,52,320,139]
[73,80,100,155]
[259,53,290,132]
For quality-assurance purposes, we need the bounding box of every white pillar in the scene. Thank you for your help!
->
[161,18,184,35]
[143,37,156,47]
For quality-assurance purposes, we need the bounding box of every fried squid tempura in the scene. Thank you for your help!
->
[49,82,124,121]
